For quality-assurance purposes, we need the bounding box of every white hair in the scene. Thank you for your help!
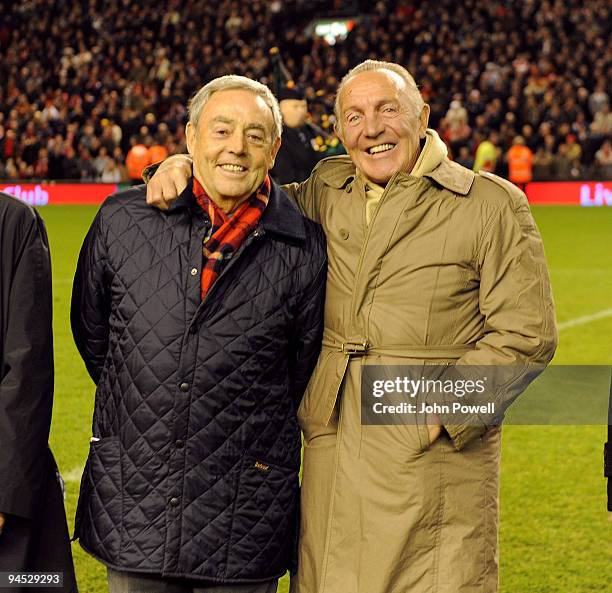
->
[188,75,283,142]
[334,60,425,125]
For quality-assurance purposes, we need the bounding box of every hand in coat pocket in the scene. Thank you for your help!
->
[426,412,442,447]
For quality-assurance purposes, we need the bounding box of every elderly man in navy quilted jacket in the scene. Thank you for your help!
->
[71,75,327,593]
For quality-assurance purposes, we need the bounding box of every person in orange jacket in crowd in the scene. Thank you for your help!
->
[125,136,151,184]
[507,135,534,189]
[147,134,169,166]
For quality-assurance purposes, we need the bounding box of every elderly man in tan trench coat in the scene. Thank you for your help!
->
[145,60,557,593]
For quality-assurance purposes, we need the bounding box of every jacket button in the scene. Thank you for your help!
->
[179,382,189,392]
[169,497,179,507]
[339,228,349,240]
[175,440,184,449]
[190,267,198,276]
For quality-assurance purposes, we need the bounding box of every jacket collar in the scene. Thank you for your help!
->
[316,128,475,195]
[411,129,447,177]
[260,180,306,241]
[169,177,306,241]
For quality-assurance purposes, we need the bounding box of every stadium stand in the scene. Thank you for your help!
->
[0,0,609,181]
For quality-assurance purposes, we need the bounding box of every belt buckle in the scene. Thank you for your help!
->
[342,340,368,355]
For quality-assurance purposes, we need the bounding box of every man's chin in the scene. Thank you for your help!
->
[360,165,394,185]
[215,181,251,197]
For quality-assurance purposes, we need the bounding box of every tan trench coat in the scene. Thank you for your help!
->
[284,151,557,593]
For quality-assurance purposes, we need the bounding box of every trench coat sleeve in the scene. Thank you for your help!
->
[0,203,54,519]
[288,250,327,407]
[71,210,110,384]
[443,181,558,450]
[142,161,162,183]
[141,159,325,223]
[281,172,325,223]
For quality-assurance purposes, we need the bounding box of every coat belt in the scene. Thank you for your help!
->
[322,337,474,360]
[309,337,475,427]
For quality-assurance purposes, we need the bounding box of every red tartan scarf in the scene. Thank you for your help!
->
[193,176,270,299]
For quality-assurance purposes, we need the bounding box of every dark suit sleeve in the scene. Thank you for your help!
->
[606,374,612,511]
[288,229,327,407]
[71,209,110,384]
[0,206,54,519]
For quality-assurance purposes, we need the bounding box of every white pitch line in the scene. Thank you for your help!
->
[558,308,612,331]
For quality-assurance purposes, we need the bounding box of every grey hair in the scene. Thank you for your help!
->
[188,75,283,142]
[334,60,425,125]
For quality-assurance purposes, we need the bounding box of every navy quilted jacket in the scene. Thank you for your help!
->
[71,180,326,583]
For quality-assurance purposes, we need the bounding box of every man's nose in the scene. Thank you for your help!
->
[227,131,246,154]
[363,113,384,138]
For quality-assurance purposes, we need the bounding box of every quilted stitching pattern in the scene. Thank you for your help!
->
[72,184,326,581]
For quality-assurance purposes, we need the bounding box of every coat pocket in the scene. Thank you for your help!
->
[227,455,299,578]
[298,350,349,440]
[75,437,122,557]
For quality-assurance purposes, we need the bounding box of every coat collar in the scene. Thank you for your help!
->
[315,129,475,196]
[169,177,306,241]
[260,180,306,241]
[423,158,475,195]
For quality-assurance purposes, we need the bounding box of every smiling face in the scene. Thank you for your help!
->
[336,70,430,184]
[186,89,281,211]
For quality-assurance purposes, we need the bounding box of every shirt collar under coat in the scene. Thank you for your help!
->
[318,129,475,196]
[167,177,307,242]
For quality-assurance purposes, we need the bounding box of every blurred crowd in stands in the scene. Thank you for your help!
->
[0,0,610,182]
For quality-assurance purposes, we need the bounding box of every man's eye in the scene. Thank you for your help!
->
[247,133,264,143]
[347,114,362,125]
[382,106,399,114]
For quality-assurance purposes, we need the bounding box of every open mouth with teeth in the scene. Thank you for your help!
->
[219,163,247,172]
[367,143,396,155]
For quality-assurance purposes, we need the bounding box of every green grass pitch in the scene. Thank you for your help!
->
[39,204,612,592]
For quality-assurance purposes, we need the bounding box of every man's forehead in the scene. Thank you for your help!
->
[209,115,267,131]
[202,90,272,122]
[341,69,407,106]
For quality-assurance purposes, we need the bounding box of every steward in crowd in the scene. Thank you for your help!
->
[271,85,342,185]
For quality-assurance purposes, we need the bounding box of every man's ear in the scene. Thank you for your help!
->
[419,104,431,139]
[186,121,196,156]
[268,136,282,169]
[334,121,345,144]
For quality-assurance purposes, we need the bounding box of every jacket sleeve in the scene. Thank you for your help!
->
[281,173,324,223]
[142,157,323,224]
[142,161,162,183]
[0,206,54,519]
[142,155,326,225]
[287,231,327,408]
[442,177,558,450]
[71,209,111,384]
